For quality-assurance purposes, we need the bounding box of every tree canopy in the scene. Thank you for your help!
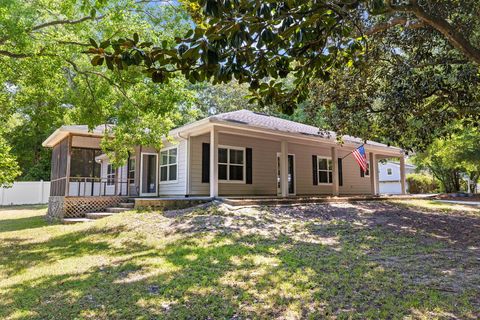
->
[0,0,198,182]
[413,125,480,193]
[86,0,480,150]
[2,0,480,184]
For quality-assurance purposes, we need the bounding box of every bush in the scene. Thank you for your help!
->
[407,173,438,194]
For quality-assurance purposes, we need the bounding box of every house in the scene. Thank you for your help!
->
[379,161,416,194]
[42,110,407,219]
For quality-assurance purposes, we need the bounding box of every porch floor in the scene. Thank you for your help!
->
[219,194,435,206]
[129,194,435,208]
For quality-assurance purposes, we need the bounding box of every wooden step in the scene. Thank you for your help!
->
[105,207,130,213]
[63,218,94,224]
[119,202,135,208]
[85,212,115,219]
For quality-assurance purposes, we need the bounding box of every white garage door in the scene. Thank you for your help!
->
[379,182,402,194]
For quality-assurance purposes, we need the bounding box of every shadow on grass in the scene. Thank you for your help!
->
[0,224,155,278]
[0,215,49,233]
[0,202,480,319]
[0,205,49,233]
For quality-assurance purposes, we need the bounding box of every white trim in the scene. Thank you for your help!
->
[159,146,179,184]
[317,155,333,185]
[185,135,190,195]
[218,145,246,184]
[209,127,218,197]
[140,152,159,196]
[106,164,115,186]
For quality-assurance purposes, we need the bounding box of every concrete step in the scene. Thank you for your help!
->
[119,202,135,208]
[106,207,130,213]
[63,218,94,224]
[85,212,116,219]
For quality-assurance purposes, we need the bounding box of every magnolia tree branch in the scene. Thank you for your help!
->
[30,14,105,32]
[0,50,30,58]
[366,17,425,36]
[382,1,480,65]
[0,14,105,59]
[411,5,480,64]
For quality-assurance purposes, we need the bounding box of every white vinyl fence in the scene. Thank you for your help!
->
[0,181,50,206]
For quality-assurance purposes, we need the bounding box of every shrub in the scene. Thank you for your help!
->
[407,173,438,194]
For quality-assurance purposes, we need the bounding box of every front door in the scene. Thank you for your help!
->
[140,153,158,196]
[277,153,295,196]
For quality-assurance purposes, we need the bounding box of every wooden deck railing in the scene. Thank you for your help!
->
[64,177,136,197]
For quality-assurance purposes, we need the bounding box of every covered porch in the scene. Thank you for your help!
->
[184,122,407,199]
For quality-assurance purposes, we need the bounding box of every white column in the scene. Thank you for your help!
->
[370,153,378,196]
[331,147,339,196]
[185,135,190,196]
[400,156,406,195]
[209,127,218,198]
[280,141,288,197]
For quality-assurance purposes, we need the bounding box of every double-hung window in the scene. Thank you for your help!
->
[318,157,333,184]
[218,147,245,182]
[160,147,177,182]
[107,164,115,185]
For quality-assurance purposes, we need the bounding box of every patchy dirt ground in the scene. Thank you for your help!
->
[1,201,479,319]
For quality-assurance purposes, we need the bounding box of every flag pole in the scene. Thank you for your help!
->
[341,143,365,160]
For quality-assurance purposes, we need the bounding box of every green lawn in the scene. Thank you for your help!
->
[0,201,479,319]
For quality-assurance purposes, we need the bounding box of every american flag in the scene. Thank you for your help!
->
[352,145,368,172]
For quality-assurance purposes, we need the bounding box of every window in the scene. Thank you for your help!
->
[70,148,101,178]
[128,158,135,183]
[360,162,370,177]
[218,147,245,182]
[317,157,333,184]
[387,168,392,175]
[160,147,177,182]
[107,164,115,185]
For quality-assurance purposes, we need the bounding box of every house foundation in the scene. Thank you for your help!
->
[47,196,128,220]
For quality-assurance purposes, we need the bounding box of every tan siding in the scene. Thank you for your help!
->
[189,132,372,196]
[339,150,372,194]
[281,143,371,195]
[288,143,333,195]
[190,134,210,195]
[218,134,279,196]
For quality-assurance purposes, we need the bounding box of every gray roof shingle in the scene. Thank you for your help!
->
[209,110,394,148]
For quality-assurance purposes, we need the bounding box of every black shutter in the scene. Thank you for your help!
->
[202,143,210,183]
[312,155,318,185]
[246,148,253,184]
[360,167,365,178]
[338,158,343,187]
